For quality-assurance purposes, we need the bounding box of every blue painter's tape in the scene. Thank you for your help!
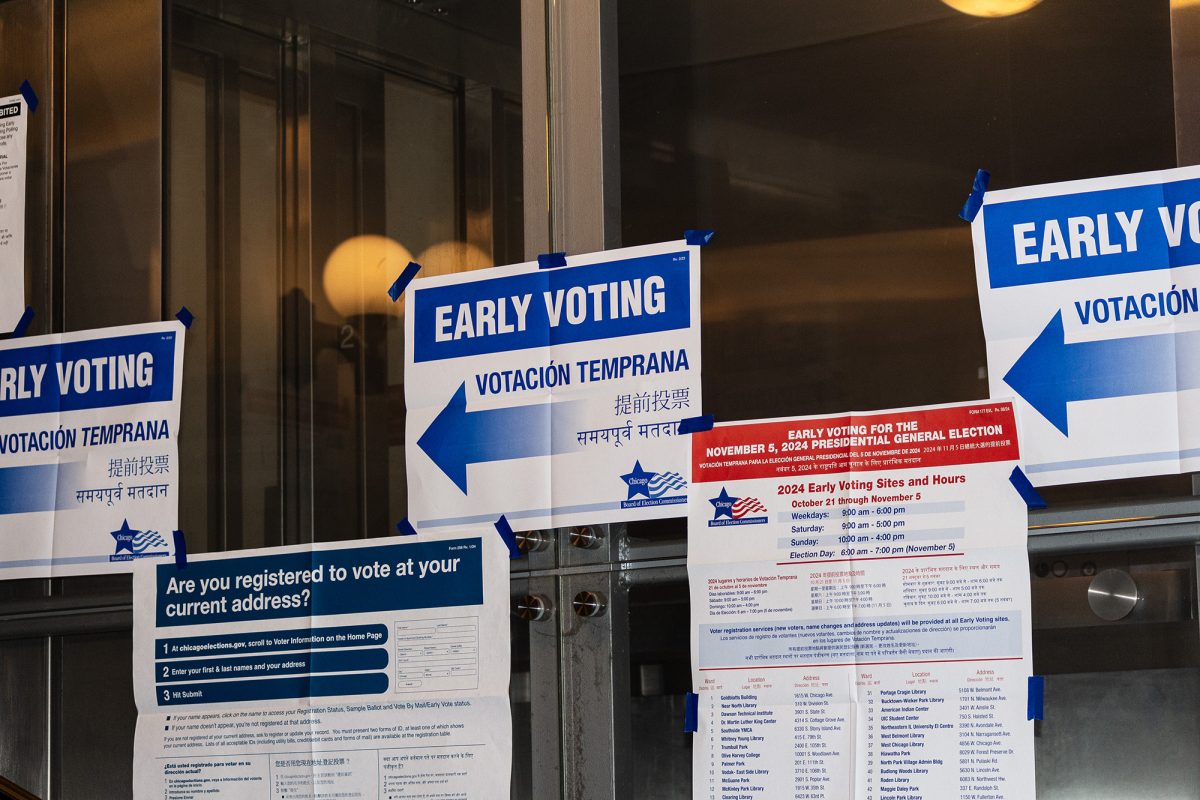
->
[537,252,568,270]
[683,692,699,732]
[494,514,522,560]
[684,229,714,246]
[678,414,714,434]
[1009,466,1046,509]
[395,518,417,537]
[172,530,187,569]
[959,168,990,222]
[1027,675,1045,720]
[18,80,38,114]
[388,261,422,302]
[175,306,195,329]
[11,306,34,337]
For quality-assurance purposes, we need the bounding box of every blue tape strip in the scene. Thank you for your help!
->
[11,306,34,337]
[494,515,522,560]
[1027,675,1045,721]
[1009,466,1046,509]
[175,306,195,329]
[395,518,417,537]
[172,530,187,569]
[683,692,699,732]
[677,414,714,434]
[18,80,38,113]
[537,252,568,270]
[959,168,990,222]
[388,261,422,302]
[684,229,715,246]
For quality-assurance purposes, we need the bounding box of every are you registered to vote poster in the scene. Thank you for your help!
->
[0,321,185,579]
[974,165,1200,484]
[405,240,702,531]
[132,532,511,799]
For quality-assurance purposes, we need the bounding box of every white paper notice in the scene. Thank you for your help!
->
[405,240,701,532]
[132,532,511,800]
[0,94,28,329]
[0,321,185,579]
[688,400,1034,800]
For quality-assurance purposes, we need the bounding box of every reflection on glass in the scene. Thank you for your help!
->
[311,52,523,539]
[629,580,692,799]
[169,14,283,551]
[322,235,413,318]
[941,0,1041,16]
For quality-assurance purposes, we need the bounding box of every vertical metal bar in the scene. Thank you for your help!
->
[520,0,550,259]
[281,23,314,545]
[1194,544,1200,630]
[522,574,564,800]
[559,566,632,800]
[518,4,562,796]
[50,0,64,337]
[543,0,621,253]
[557,524,633,800]
[1171,0,1200,167]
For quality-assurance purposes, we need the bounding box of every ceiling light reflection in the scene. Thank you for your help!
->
[322,235,413,318]
[941,0,1042,17]
[417,241,493,278]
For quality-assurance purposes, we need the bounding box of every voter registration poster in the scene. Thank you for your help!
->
[974,165,1200,484]
[405,240,701,531]
[0,321,185,579]
[688,400,1034,799]
[132,532,512,799]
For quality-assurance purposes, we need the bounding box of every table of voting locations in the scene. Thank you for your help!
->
[688,401,1035,800]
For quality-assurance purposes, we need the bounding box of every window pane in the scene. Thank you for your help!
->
[618,0,1183,511]
[168,15,284,551]
[616,4,1199,798]
[309,6,524,539]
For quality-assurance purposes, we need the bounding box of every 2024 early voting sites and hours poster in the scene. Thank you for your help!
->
[688,400,1033,800]
[405,239,701,532]
[132,532,511,799]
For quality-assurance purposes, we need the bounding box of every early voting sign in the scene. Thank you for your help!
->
[973,165,1200,483]
[132,533,511,799]
[405,240,702,531]
[0,321,184,578]
[0,92,28,329]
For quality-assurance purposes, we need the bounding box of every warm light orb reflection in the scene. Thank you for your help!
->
[417,241,493,278]
[322,235,413,317]
[941,0,1041,17]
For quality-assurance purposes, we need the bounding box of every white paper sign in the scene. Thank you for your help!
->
[0,93,28,330]
[973,165,1200,484]
[0,321,185,579]
[132,532,511,800]
[405,240,701,531]
[688,400,1034,800]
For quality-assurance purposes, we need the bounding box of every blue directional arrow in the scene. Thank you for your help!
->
[417,382,583,493]
[1003,310,1192,436]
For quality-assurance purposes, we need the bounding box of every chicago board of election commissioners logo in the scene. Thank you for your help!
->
[109,519,170,562]
[619,460,687,509]
[708,487,768,526]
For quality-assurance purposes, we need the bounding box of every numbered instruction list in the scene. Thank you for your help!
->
[688,400,1034,800]
[132,533,511,799]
